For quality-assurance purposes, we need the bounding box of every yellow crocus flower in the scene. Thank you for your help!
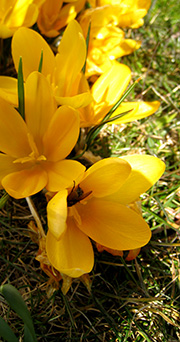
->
[37,0,86,37]
[79,62,160,127]
[0,0,44,38]
[0,20,92,108]
[46,155,165,278]
[0,71,85,198]
[88,0,151,28]
[79,2,148,76]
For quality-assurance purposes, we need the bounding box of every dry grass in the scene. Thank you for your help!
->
[0,0,180,341]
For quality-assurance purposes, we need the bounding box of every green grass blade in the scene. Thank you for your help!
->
[0,192,9,209]
[85,77,141,148]
[103,76,142,122]
[82,22,91,74]
[17,56,25,120]
[38,50,43,73]
[85,109,132,148]
[0,284,37,342]
[0,316,18,342]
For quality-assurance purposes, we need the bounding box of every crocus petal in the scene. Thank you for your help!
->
[118,9,148,28]
[43,105,80,162]
[0,76,18,106]
[125,248,141,261]
[96,243,124,257]
[49,0,86,34]
[12,27,55,80]
[25,71,56,151]
[22,3,39,27]
[4,1,38,27]
[55,93,93,109]
[0,24,14,39]
[108,101,160,124]
[80,157,131,197]
[44,160,85,192]
[76,197,151,250]
[54,20,86,96]
[37,0,64,37]
[117,39,141,57]
[0,98,30,158]
[92,62,131,105]
[0,154,24,186]
[2,165,48,198]
[47,190,68,240]
[46,217,94,277]
[105,155,165,205]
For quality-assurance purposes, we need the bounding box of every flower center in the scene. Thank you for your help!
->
[13,133,47,165]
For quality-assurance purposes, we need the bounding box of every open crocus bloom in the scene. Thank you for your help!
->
[0,20,92,108]
[46,155,165,278]
[79,62,160,127]
[0,0,44,38]
[87,0,151,28]
[79,6,142,76]
[37,0,86,37]
[0,71,85,198]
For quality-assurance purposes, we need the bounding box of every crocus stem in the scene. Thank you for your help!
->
[26,196,45,239]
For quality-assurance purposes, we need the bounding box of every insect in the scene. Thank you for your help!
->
[67,182,92,207]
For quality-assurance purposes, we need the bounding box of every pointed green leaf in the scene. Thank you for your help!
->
[103,76,142,122]
[0,284,37,342]
[38,50,43,73]
[0,316,18,342]
[82,22,91,74]
[85,109,132,148]
[24,324,36,342]
[85,76,141,148]
[17,57,25,120]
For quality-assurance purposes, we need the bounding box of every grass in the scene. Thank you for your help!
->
[0,0,180,341]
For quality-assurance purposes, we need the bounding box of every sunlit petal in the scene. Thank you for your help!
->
[0,24,14,39]
[117,39,141,57]
[47,189,68,240]
[12,27,55,80]
[76,197,151,250]
[105,155,165,204]
[92,62,131,105]
[2,165,48,199]
[0,1,40,38]
[0,76,18,106]
[53,0,86,32]
[80,157,131,197]
[55,92,93,108]
[46,217,94,277]
[25,71,56,151]
[0,98,30,158]
[37,0,63,37]
[54,20,86,95]
[44,160,85,192]
[0,154,24,186]
[22,3,39,27]
[43,105,80,162]
[4,1,38,27]
[108,101,160,124]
